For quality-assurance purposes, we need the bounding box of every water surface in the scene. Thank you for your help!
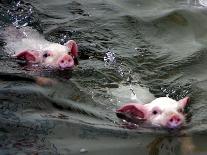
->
[1,0,207,154]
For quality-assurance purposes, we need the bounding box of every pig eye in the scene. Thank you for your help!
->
[151,107,161,115]
[152,110,158,115]
[43,51,51,58]
[43,53,49,58]
[178,108,184,113]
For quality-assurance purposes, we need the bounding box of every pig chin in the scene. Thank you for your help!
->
[166,118,185,129]
[58,61,74,69]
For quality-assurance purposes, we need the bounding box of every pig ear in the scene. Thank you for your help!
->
[178,97,190,108]
[116,103,147,120]
[13,50,39,63]
[64,40,78,58]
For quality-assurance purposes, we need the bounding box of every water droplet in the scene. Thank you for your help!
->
[199,0,207,6]
[80,148,88,153]
[104,50,116,66]
[22,23,28,27]
[16,1,21,7]
[89,43,96,47]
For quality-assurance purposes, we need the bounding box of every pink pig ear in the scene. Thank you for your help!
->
[13,50,40,63]
[116,103,147,121]
[178,97,190,108]
[64,40,78,58]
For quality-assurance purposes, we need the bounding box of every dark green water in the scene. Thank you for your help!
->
[1,0,207,154]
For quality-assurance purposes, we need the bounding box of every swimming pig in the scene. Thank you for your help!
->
[3,26,78,69]
[116,97,190,129]
[13,40,78,69]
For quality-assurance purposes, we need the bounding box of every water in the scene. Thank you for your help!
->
[1,0,207,154]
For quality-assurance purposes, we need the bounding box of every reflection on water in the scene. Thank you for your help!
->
[1,0,207,154]
[189,0,207,6]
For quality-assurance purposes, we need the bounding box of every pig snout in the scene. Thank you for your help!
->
[57,54,74,69]
[166,114,183,129]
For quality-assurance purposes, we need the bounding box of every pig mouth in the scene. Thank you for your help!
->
[58,66,74,70]
[116,112,146,125]
[165,122,183,130]
[42,64,74,70]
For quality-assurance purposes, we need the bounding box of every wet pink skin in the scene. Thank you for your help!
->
[167,114,182,129]
[65,40,78,58]
[116,97,190,129]
[14,40,78,69]
[14,50,40,63]
[57,54,74,69]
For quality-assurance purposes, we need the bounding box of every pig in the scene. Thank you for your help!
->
[13,40,78,69]
[3,26,78,69]
[116,97,190,129]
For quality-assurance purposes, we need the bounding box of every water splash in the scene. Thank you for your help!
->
[117,65,124,77]
[60,35,68,44]
[7,1,35,28]
[104,50,139,103]
[104,50,116,66]
[104,49,132,78]
[198,0,207,6]
[186,0,207,7]
[80,148,88,153]
[130,85,138,101]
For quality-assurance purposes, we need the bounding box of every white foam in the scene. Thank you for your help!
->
[109,84,155,106]
[3,26,50,55]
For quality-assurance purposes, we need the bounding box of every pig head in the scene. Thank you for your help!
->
[13,40,78,69]
[116,97,190,129]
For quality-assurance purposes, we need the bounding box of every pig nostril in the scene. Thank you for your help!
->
[61,60,64,63]
[169,116,181,124]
